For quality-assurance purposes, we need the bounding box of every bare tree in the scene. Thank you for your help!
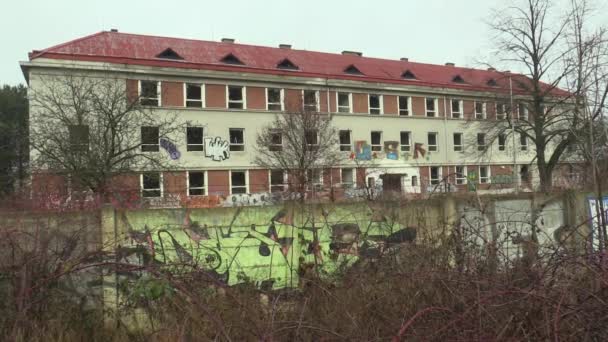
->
[29,73,183,195]
[254,108,342,201]
[486,0,580,192]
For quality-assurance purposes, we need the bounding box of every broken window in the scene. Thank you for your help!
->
[270,170,285,192]
[426,97,437,117]
[230,171,247,194]
[139,80,160,106]
[68,125,89,152]
[267,88,283,111]
[427,132,438,152]
[142,172,162,197]
[337,92,351,113]
[371,131,382,151]
[188,171,206,196]
[186,84,203,108]
[187,127,204,151]
[400,131,411,152]
[229,128,245,151]
[141,126,159,152]
[303,90,318,112]
[398,96,410,116]
[228,86,245,109]
[339,130,352,151]
[453,133,463,152]
[369,94,382,114]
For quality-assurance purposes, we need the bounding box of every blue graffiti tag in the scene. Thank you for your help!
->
[160,138,181,160]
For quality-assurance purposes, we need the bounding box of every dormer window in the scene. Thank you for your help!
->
[220,53,244,65]
[487,79,498,87]
[452,75,466,84]
[156,48,183,60]
[401,70,417,80]
[344,64,363,75]
[277,58,299,70]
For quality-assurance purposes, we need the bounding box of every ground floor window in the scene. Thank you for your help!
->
[141,172,162,197]
[455,166,467,185]
[479,166,490,184]
[430,166,441,185]
[188,171,206,196]
[230,170,248,194]
[270,170,285,192]
[341,168,354,188]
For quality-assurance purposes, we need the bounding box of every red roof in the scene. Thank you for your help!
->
[29,31,567,95]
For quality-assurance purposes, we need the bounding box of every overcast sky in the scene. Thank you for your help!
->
[2,0,607,85]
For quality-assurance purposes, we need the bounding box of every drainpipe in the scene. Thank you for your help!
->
[509,74,518,192]
[443,95,449,192]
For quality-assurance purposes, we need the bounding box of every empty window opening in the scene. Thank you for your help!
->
[369,94,382,114]
[187,126,204,151]
[270,170,286,192]
[303,90,318,112]
[520,165,530,182]
[498,133,506,151]
[427,132,438,152]
[142,173,162,198]
[156,48,183,60]
[139,80,160,106]
[519,103,529,120]
[188,171,206,196]
[398,96,410,116]
[452,75,466,83]
[344,64,363,75]
[305,129,318,150]
[186,84,203,108]
[141,126,159,152]
[477,133,486,151]
[337,92,351,113]
[371,131,382,151]
[453,133,463,152]
[520,134,528,151]
[402,70,417,80]
[487,79,498,87]
[221,53,244,65]
[426,98,437,117]
[277,58,299,70]
[229,128,245,151]
[267,88,283,111]
[430,166,441,185]
[400,131,411,152]
[231,171,248,194]
[339,130,352,151]
[451,99,462,118]
[68,125,89,152]
[455,166,467,185]
[228,86,245,109]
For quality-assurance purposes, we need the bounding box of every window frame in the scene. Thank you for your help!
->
[474,101,486,119]
[139,80,161,107]
[425,97,438,117]
[451,99,463,119]
[186,126,205,152]
[430,166,442,185]
[400,131,411,152]
[520,133,528,151]
[302,89,320,112]
[337,92,352,113]
[229,128,245,152]
[341,168,355,189]
[368,94,383,115]
[227,85,246,109]
[229,170,249,194]
[479,166,491,184]
[453,132,463,152]
[306,169,323,190]
[269,170,286,193]
[141,126,160,152]
[427,132,438,152]
[269,129,283,151]
[68,124,90,152]
[184,83,204,108]
[187,171,208,196]
[477,133,486,151]
[266,87,284,111]
[305,129,319,150]
[518,102,529,121]
[498,133,506,151]
[496,102,508,120]
[141,172,163,198]
[398,96,411,116]
[339,130,352,152]
[371,131,383,151]
[455,166,467,185]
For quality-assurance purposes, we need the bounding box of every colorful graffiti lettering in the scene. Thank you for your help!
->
[355,141,372,160]
[160,138,181,160]
[384,141,399,160]
[204,137,230,161]
[414,143,426,159]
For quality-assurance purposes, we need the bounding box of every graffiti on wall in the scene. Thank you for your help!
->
[384,141,399,160]
[121,205,418,290]
[354,140,372,160]
[204,137,230,161]
[160,138,181,160]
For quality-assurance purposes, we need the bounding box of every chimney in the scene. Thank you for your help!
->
[400,57,409,62]
[487,67,496,71]
[445,62,455,67]
[110,28,118,32]
[221,38,235,44]
[342,50,362,57]
[279,44,292,49]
